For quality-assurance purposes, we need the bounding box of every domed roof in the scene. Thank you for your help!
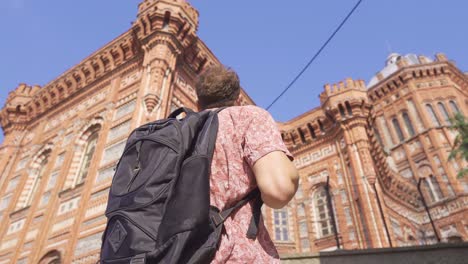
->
[386,53,401,66]
[367,53,433,88]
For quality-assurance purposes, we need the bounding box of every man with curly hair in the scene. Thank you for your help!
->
[196,65,299,263]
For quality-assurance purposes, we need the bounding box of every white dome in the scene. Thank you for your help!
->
[386,53,401,66]
[367,53,434,88]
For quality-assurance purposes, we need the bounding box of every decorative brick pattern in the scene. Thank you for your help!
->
[74,233,102,257]
[63,117,104,190]
[25,229,38,241]
[51,218,75,233]
[96,166,115,184]
[107,120,131,143]
[114,100,136,121]
[16,158,29,172]
[0,1,466,261]
[294,145,335,169]
[7,219,26,235]
[84,203,107,219]
[16,144,53,209]
[0,238,18,250]
[58,197,80,216]
[100,141,126,166]
[5,176,20,193]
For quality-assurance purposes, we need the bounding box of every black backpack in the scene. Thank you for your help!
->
[100,107,261,264]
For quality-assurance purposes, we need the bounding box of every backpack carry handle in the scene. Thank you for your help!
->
[168,107,195,119]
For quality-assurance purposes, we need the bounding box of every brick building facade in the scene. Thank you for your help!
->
[0,0,467,263]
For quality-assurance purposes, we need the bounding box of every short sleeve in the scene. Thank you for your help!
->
[242,106,293,167]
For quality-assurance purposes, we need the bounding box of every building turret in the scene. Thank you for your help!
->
[0,83,40,135]
[320,78,368,122]
[319,78,391,248]
[133,0,207,120]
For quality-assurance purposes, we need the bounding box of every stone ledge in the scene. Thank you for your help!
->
[281,242,468,264]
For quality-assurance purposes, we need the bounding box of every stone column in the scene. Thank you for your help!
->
[343,126,389,248]
[406,99,425,133]
[375,116,393,150]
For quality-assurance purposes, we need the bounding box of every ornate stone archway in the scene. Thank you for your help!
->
[39,250,61,264]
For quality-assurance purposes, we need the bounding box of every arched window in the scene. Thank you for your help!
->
[290,132,297,145]
[295,180,303,199]
[422,176,442,203]
[318,119,325,133]
[273,208,289,241]
[345,101,353,116]
[402,112,415,137]
[437,102,451,125]
[297,203,305,217]
[299,221,309,238]
[373,128,384,148]
[338,104,346,118]
[449,100,460,114]
[392,118,405,142]
[298,128,306,143]
[422,178,434,202]
[312,187,334,238]
[26,157,49,206]
[377,116,395,146]
[76,132,99,184]
[425,104,441,127]
[163,11,171,29]
[39,250,61,264]
[429,176,443,200]
[307,123,317,139]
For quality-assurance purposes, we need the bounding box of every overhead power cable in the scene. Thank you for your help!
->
[266,0,364,111]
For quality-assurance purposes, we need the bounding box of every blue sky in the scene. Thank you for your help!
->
[1,0,467,144]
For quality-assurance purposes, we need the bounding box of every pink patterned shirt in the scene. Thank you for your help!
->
[210,105,293,264]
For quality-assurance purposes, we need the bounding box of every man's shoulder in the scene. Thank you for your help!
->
[226,105,269,116]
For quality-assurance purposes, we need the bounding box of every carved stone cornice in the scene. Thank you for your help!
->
[144,93,161,113]
[366,115,422,208]
[0,32,142,135]
[0,0,217,136]
[288,123,341,156]
[367,59,468,103]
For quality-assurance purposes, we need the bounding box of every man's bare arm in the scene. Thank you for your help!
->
[253,151,299,209]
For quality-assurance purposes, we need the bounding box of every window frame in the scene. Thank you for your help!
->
[392,117,405,142]
[449,100,460,115]
[312,186,334,238]
[26,158,49,207]
[437,102,451,125]
[76,131,99,185]
[425,104,441,127]
[273,208,290,241]
[402,112,416,137]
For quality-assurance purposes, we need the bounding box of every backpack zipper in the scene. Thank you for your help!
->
[127,141,142,192]
[114,137,178,174]
[122,138,177,193]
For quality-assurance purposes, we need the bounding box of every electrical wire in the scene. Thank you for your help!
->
[265,0,364,111]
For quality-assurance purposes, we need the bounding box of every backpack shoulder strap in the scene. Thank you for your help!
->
[168,107,195,118]
[211,188,263,239]
[214,107,228,114]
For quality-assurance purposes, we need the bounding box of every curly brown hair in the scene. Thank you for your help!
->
[195,65,240,109]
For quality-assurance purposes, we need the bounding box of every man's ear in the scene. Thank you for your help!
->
[235,96,241,106]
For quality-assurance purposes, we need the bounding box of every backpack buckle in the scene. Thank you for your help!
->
[130,254,146,264]
[211,213,225,227]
